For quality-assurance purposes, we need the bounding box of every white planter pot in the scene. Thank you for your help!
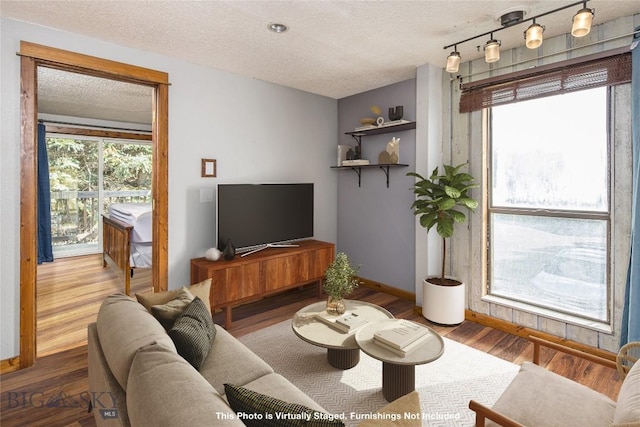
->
[422,277,465,325]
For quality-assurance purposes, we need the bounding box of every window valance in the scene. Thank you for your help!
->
[459,47,632,113]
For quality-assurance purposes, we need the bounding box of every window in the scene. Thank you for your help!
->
[47,135,151,257]
[486,87,610,323]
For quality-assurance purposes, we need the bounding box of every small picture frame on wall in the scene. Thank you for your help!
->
[201,159,217,177]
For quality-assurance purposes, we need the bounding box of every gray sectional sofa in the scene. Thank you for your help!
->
[87,293,330,427]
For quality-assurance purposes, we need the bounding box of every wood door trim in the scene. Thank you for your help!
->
[45,125,152,141]
[19,55,38,370]
[19,41,168,85]
[17,42,169,371]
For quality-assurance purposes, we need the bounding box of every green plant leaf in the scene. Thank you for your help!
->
[436,218,454,238]
[460,198,479,210]
[438,198,456,210]
[449,209,467,222]
[444,185,461,199]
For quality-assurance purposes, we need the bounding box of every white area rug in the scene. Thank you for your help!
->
[239,320,520,426]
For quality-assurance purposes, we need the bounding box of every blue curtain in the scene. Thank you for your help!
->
[621,28,640,347]
[37,123,54,264]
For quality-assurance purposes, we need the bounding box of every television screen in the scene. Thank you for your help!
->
[216,183,314,253]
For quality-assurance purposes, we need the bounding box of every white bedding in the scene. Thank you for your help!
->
[108,203,152,243]
[108,203,152,268]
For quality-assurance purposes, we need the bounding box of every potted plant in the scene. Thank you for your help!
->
[407,163,479,324]
[323,252,361,315]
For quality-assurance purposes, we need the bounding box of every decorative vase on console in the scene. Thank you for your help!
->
[322,252,361,315]
[222,239,236,261]
[326,296,346,316]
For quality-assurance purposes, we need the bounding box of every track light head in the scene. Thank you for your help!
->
[572,6,594,37]
[525,22,545,49]
[484,39,501,63]
[446,51,461,73]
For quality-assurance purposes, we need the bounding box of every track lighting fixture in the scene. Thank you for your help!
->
[484,37,501,63]
[572,4,595,37]
[525,21,545,49]
[443,1,595,71]
[446,49,461,73]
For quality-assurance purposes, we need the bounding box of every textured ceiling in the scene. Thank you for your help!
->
[38,67,153,125]
[2,0,638,124]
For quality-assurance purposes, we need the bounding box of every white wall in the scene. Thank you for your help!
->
[0,17,338,360]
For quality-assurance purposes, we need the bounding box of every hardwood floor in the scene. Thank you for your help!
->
[1,264,624,427]
[36,254,152,357]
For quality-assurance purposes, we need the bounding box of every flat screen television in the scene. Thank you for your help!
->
[216,183,314,255]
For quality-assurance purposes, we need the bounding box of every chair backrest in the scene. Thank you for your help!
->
[616,341,640,380]
[613,357,640,424]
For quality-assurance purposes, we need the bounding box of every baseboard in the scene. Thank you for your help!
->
[358,277,415,302]
[1,356,21,374]
[464,310,617,362]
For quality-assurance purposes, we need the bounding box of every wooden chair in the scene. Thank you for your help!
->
[469,336,640,427]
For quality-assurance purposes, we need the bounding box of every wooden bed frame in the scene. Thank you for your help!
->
[102,214,134,295]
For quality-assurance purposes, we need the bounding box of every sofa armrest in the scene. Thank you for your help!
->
[468,400,525,427]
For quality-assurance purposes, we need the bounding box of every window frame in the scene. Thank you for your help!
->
[483,87,614,327]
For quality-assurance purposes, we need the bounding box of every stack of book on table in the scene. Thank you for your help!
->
[314,311,369,333]
[373,319,430,357]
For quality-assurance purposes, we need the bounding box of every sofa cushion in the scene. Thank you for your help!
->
[127,343,243,427]
[199,325,274,394]
[96,293,176,391]
[488,362,616,427]
[357,391,421,427]
[241,373,326,412]
[150,287,195,328]
[168,297,216,370]
[136,278,212,313]
[224,383,344,427]
[613,360,640,426]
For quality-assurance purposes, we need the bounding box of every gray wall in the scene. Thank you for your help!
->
[0,17,338,360]
[337,80,417,293]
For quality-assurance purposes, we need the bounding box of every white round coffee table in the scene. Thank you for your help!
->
[356,318,445,401]
[292,300,393,369]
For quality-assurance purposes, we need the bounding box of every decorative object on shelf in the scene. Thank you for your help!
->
[205,247,222,261]
[222,238,236,260]
[323,252,361,315]
[354,145,361,159]
[378,137,400,164]
[346,148,355,160]
[378,151,392,164]
[388,106,404,121]
[201,158,217,177]
[408,163,479,324]
[342,159,370,166]
[360,117,376,126]
[337,145,351,166]
[387,137,399,164]
[376,116,385,126]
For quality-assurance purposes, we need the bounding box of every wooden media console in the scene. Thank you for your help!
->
[190,239,335,328]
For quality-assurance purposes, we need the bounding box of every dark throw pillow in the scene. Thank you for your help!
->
[167,297,216,370]
[223,383,345,427]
